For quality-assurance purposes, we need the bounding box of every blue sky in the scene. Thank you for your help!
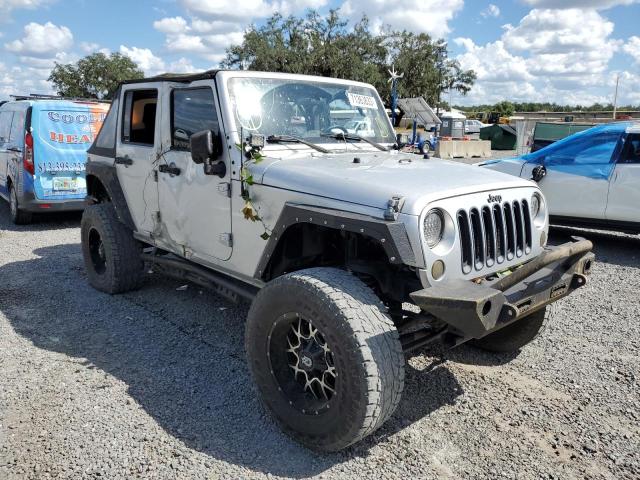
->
[1,0,639,106]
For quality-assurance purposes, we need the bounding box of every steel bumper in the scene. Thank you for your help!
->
[409,239,594,340]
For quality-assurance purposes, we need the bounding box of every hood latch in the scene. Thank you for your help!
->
[384,195,405,221]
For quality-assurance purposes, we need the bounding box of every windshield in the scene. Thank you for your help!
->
[227,77,395,144]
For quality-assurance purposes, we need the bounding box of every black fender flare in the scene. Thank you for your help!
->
[85,161,136,231]
[254,203,417,279]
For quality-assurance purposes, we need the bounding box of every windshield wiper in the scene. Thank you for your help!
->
[267,134,330,154]
[320,132,389,152]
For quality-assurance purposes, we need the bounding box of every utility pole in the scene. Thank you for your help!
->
[612,73,620,120]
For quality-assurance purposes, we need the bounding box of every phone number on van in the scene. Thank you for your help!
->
[38,162,86,173]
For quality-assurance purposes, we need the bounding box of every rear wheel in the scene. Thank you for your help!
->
[245,267,405,451]
[470,306,549,353]
[81,203,144,294]
[9,184,32,225]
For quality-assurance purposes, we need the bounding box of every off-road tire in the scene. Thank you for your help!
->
[9,184,32,225]
[81,203,143,294]
[470,306,550,353]
[245,267,405,451]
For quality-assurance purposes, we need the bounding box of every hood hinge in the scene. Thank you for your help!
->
[384,195,405,221]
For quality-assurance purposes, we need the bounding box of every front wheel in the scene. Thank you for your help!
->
[470,306,550,353]
[245,267,405,451]
[81,203,144,294]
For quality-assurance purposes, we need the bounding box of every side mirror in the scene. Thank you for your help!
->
[190,130,221,165]
[531,165,547,182]
[190,130,226,177]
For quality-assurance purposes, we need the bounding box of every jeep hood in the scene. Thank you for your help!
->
[255,151,536,216]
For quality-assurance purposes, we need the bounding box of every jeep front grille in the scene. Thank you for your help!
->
[457,200,532,274]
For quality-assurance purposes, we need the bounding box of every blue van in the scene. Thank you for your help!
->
[0,97,109,223]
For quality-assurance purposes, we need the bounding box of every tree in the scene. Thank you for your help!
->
[48,53,144,99]
[493,101,515,117]
[222,10,475,109]
[222,10,387,91]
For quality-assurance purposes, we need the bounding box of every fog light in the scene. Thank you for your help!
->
[540,231,547,247]
[431,260,445,280]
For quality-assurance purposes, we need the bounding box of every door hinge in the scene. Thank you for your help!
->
[219,233,233,247]
[218,182,231,198]
[153,170,158,182]
[155,211,162,222]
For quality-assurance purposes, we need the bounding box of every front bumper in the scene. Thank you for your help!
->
[409,239,594,341]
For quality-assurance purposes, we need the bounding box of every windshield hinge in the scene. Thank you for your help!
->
[218,182,231,198]
[384,195,404,221]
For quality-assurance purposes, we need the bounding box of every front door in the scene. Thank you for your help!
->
[114,84,160,234]
[524,130,619,219]
[156,81,232,261]
[606,133,640,223]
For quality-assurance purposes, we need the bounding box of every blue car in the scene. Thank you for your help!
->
[0,97,109,223]
[479,121,640,233]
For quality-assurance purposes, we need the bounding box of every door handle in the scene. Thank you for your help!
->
[7,147,21,153]
[158,163,181,176]
[115,156,133,166]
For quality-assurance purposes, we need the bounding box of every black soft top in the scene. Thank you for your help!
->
[120,69,220,86]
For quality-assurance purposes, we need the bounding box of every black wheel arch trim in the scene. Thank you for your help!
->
[85,160,136,230]
[254,203,417,279]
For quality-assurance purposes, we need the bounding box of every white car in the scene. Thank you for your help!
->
[465,119,487,134]
[480,122,640,233]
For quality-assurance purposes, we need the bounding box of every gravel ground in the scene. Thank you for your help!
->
[0,202,639,480]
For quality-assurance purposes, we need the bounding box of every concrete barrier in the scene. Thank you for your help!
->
[436,139,492,158]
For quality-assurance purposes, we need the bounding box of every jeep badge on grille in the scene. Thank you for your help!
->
[488,194,502,203]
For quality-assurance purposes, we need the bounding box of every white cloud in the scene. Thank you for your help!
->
[179,0,328,19]
[453,7,632,105]
[79,41,109,55]
[5,22,73,57]
[119,45,166,76]
[0,62,57,100]
[342,0,464,37]
[153,14,245,63]
[153,16,189,34]
[502,9,615,55]
[481,4,500,17]
[522,0,639,9]
[0,0,52,19]
[623,35,640,64]
[168,57,196,73]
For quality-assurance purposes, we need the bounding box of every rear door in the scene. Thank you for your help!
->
[605,133,640,223]
[523,131,619,219]
[114,84,161,234]
[157,81,232,261]
[32,101,109,201]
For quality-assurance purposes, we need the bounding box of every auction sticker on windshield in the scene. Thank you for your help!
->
[346,92,377,109]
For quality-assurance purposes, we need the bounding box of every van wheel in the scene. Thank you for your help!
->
[245,267,405,451]
[470,306,549,353]
[81,203,144,294]
[9,185,32,224]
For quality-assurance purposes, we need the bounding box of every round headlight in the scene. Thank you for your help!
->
[424,209,444,248]
[530,194,541,218]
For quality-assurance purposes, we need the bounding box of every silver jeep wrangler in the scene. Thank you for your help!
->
[81,70,594,451]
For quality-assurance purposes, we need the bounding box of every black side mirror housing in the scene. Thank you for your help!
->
[190,130,226,177]
[190,130,219,164]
